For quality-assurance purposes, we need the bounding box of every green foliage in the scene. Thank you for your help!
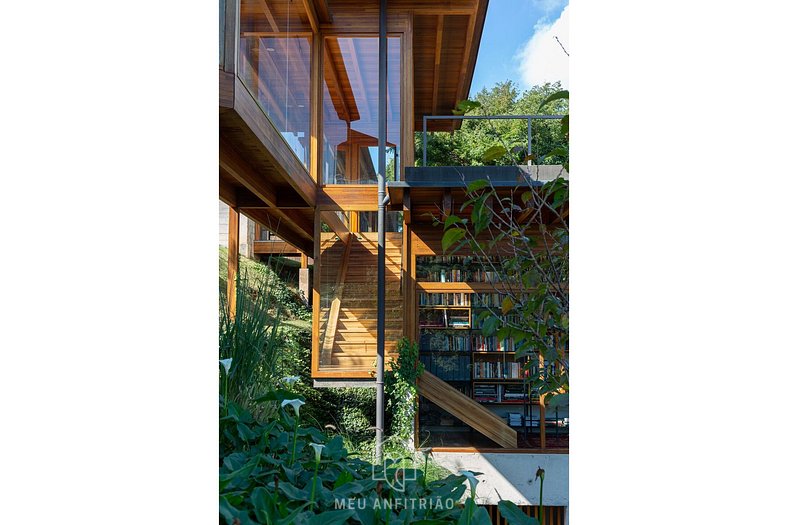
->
[440,90,570,402]
[416,81,568,168]
[384,339,424,446]
[220,247,310,319]
[220,399,544,525]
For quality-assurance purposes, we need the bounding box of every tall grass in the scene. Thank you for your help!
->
[219,259,288,419]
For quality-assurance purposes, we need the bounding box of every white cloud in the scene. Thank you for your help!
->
[516,4,570,89]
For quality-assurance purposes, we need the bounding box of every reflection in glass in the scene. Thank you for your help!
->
[323,37,401,184]
[238,0,311,167]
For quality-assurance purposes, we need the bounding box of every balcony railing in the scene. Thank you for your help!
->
[421,114,565,167]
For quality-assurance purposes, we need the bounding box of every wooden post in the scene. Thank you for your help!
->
[228,205,240,319]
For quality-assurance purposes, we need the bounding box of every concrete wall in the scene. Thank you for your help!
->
[431,452,568,507]
[218,201,254,258]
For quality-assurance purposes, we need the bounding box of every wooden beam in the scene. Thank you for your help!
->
[456,0,487,108]
[220,138,314,242]
[260,0,280,32]
[418,371,518,448]
[235,187,309,209]
[302,0,320,33]
[313,0,331,22]
[220,137,277,206]
[242,208,312,254]
[324,39,357,122]
[253,240,302,255]
[227,204,240,319]
[321,210,351,244]
[319,185,379,211]
[311,207,322,378]
[431,14,444,116]
[219,173,237,207]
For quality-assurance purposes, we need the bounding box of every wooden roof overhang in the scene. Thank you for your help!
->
[323,0,489,132]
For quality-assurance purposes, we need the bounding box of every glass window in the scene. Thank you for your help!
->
[238,0,312,167]
[322,36,401,184]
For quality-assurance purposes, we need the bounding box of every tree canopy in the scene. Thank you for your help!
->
[416,81,568,167]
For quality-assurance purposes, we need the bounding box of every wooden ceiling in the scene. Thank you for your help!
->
[409,0,488,131]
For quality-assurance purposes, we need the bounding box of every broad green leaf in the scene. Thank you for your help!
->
[444,214,464,230]
[481,315,498,337]
[497,501,541,525]
[538,90,569,110]
[482,145,507,162]
[306,508,356,525]
[466,178,490,193]
[455,100,482,114]
[219,496,238,525]
[561,114,569,136]
[547,393,569,410]
[502,296,515,315]
[442,229,465,253]
[237,423,257,442]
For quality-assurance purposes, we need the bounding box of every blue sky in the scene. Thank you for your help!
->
[470,0,569,96]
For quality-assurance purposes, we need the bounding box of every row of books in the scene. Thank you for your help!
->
[473,361,528,379]
[472,293,505,307]
[420,354,471,381]
[418,292,472,306]
[471,335,516,352]
[472,383,535,403]
[419,309,471,329]
[420,333,471,352]
[417,268,501,283]
[416,256,502,266]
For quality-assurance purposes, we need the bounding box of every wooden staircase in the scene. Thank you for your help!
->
[417,371,518,448]
[318,232,403,373]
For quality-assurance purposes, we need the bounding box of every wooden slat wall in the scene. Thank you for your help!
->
[483,504,565,525]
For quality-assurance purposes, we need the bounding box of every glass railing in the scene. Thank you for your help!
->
[416,114,567,169]
[236,0,312,168]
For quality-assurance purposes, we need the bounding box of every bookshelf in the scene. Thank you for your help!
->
[416,256,543,447]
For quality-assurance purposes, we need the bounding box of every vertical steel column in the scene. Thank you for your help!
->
[375,0,388,463]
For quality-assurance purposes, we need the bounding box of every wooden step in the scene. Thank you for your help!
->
[417,371,518,449]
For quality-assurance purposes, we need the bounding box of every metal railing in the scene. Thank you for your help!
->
[421,114,565,166]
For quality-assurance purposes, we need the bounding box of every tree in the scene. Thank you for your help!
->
[440,90,569,406]
[416,81,568,168]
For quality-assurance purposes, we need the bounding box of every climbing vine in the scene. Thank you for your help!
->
[385,338,424,447]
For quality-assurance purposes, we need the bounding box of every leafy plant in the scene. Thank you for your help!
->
[220,397,539,525]
[384,338,424,447]
[440,91,569,402]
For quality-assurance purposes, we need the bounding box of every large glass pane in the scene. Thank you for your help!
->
[238,0,311,167]
[322,36,401,184]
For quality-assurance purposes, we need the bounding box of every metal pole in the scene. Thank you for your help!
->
[375,0,388,464]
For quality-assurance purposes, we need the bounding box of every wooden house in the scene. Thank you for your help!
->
[219,0,567,514]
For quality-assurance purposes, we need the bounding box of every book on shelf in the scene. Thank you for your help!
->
[420,333,470,352]
[472,361,527,379]
[471,334,515,352]
[418,292,471,306]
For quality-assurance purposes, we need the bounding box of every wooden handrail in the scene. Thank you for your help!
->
[417,370,518,448]
[320,236,353,360]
